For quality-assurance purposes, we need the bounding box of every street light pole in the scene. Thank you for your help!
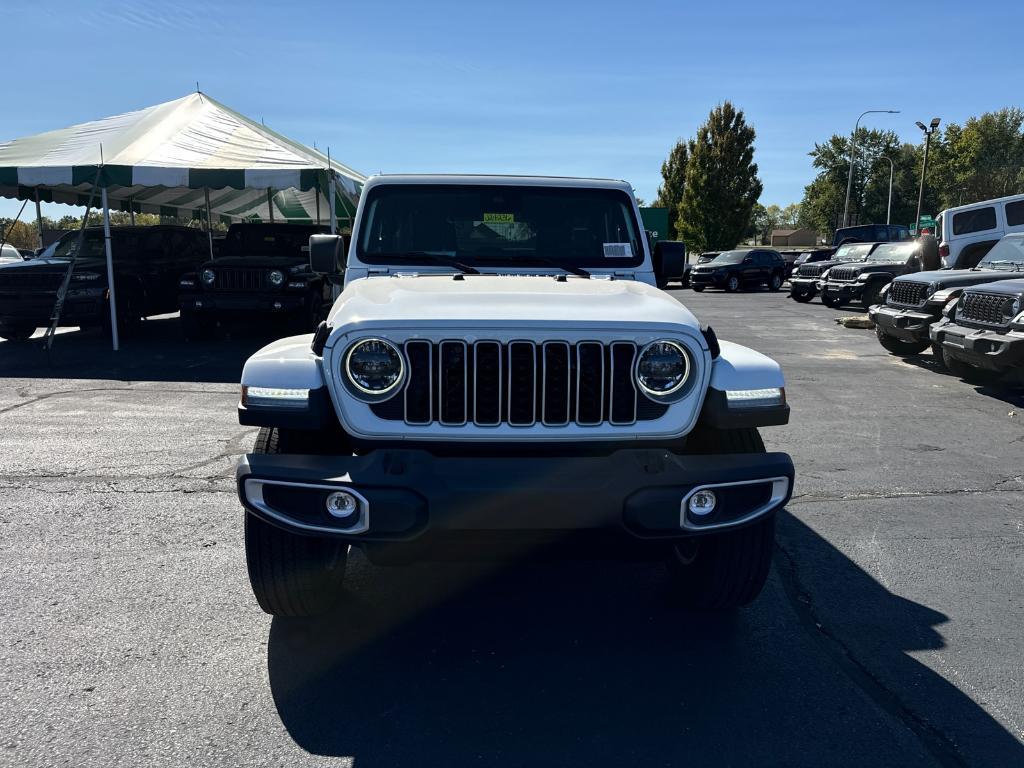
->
[843,109,900,228]
[876,156,895,224]
[914,117,941,234]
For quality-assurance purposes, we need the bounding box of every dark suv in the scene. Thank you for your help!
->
[689,248,787,292]
[819,241,923,309]
[788,242,876,302]
[0,225,207,342]
[178,223,331,339]
[870,233,1024,357]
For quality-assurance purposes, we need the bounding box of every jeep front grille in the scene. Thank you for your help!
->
[372,340,668,426]
[214,268,266,291]
[887,281,927,308]
[828,266,858,282]
[797,262,829,278]
[957,292,1015,328]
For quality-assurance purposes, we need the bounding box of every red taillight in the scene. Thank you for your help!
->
[939,243,950,259]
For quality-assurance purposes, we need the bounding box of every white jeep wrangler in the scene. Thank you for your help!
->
[236,175,794,616]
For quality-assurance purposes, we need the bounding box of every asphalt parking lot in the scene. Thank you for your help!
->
[2,292,1023,768]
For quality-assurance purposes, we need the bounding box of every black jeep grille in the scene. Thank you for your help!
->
[214,268,266,291]
[797,262,829,278]
[372,339,670,427]
[957,292,1017,328]
[0,272,64,290]
[828,266,859,282]
[887,281,928,308]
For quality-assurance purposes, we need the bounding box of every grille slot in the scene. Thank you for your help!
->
[797,262,829,278]
[377,340,663,427]
[214,268,266,291]
[887,281,928,307]
[828,266,858,282]
[958,292,1015,327]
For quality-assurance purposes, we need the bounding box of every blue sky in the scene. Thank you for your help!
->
[4,0,1023,221]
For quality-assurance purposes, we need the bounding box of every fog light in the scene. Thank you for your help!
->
[325,491,359,519]
[688,489,717,517]
[273,301,282,310]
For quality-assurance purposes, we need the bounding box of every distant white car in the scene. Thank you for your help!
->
[234,174,795,617]
[0,243,23,263]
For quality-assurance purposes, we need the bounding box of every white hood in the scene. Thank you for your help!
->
[326,274,700,331]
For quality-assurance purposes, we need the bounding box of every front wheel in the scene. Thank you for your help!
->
[861,283,883,311]
[790,289,813,303]
[725,275,741,293]
[821,294,841,308]
[769,272,784,292]
[181,310,216,341]
[668,426,775,611]
[245,427,349,616]
[875,326,930,356]
[0,322,36,342]
[691,285,705,293]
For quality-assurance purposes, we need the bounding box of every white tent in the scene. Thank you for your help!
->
[0,93,366,349]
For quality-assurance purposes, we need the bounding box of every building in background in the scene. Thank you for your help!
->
[770,228,818,247]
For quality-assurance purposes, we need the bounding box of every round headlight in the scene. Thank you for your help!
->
[268,270,284,286]
[345,339,404,396]
[201,269,215,285]
[924,282,939,298]
[1005,296,1022,319]
[635,340,690,398]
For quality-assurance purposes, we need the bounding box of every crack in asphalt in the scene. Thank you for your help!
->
[773,537,969,768]
[0,384,235,416]
[790,480,1024,504]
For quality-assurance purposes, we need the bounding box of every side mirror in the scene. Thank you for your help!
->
[743,257,753,264]
[309,234,345,278]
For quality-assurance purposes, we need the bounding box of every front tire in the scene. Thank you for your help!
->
[725,274,741,293]
[821,293,841,308]
[181,310,216,341]
[769,272,784,292]
[790,289,813,303]
[861,283,883,311]
[0,322,36,342]
[245,427,348,616]
[691,285,705,293]
[668,426,775,611]
[875,326,930,356]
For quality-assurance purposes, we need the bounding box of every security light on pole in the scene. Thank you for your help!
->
[914,118,941,236]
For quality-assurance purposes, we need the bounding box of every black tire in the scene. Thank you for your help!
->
[181,310,216,341]
[245,427,348,617]
[724,274,741,293]
[0,322,36,342]
[768,272,784,292]
[875,326,930,356]
[821,294,841,308]
[691,285,705,293]
[861,283,883,311]
[668,426,775,611]
[295,297,324,333]
[790,289,813,303]
[941,348,980,381]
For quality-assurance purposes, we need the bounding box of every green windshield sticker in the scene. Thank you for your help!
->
[483,212,515,223]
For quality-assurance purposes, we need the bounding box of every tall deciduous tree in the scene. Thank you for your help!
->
[653,139,689,239]
[677,102,763,252]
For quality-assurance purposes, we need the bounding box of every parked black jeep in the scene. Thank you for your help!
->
[931,278,1024,382]
[819,241,923,309]
[178,223,331,339]
[0,225,207,342]
[690,248,787,292]
[788,242,877,303]
[870,233,1024,356]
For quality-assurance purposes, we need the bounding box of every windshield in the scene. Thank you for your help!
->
[357,184,644,269]
[867,242,918,262]
[978,235,1024,269]
[832,243,872,261]
[711,250,749,265]
[50,232,104,260]
[223,224,326,259]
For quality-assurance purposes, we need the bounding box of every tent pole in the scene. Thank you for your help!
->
[101,187,119,352]
[315,175,321,225]
[129,197,135,226]
[35,188,43,249]
[267,188,274,223]
[328,171,337,235]
[205,188,214,260]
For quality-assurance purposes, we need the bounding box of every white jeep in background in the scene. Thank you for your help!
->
[235,175,794,616]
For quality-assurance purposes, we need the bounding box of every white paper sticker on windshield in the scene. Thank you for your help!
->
[603,242,633,258]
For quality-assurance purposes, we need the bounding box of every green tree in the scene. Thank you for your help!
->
[653,139,689,239]
[929,108,1024,207]
[677,102,763,252]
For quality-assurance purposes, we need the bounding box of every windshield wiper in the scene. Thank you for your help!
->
[370,251,479,275]
[981,260,1024,271]
[517,256,591,278]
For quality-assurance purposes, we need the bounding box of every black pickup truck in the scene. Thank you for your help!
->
[0,225,207,342]
[870,233,1024,356]
[178,223,331,339]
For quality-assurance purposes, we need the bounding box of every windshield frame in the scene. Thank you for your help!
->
[832,243,873,262]
[977,235,1024,270]
[353,183,646,270]
[866,243,918,262]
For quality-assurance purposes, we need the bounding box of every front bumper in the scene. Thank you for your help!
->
[930,320,1024,372]
[180,291,308,316]
[237,449,795,543]
[869,304,940,343]
[789,277,819,296]
[821,281,863,302]
[0,291,105,327]
[690,272,725,288]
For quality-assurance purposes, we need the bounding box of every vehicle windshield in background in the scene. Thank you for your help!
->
[832,243,872,261]
[867,242,918,262]
[978,235,1024,270]
[222,224,326,259]
[357,184,644,268]
[711,250,748,265]
[49,233,104,260]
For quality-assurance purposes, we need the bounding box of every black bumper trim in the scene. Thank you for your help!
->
[931,321,1024,372]
[869,304,940,343]
[236,448,795,542]
[699,388,790,429]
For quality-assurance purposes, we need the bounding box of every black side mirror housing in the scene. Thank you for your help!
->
[309,234,345,279]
